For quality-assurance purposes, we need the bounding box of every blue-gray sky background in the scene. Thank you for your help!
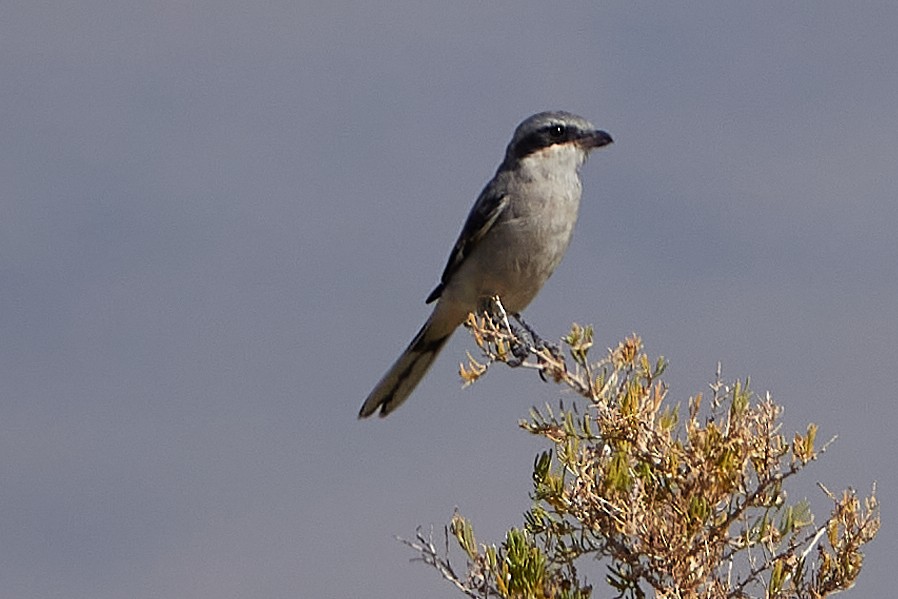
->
[2,2,895,598]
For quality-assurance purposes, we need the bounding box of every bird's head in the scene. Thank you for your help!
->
[504,111,613,169]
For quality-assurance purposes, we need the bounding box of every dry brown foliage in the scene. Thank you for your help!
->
[404,304,879,599]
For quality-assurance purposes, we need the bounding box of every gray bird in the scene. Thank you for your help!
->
[359,111,613,418]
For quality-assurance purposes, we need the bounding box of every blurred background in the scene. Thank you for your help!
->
[2,2,895,597]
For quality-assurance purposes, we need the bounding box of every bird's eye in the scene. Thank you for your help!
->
[548,124,566,140]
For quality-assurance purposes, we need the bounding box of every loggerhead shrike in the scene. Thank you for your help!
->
[359,111,613,418]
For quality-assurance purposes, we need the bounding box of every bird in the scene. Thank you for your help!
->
[359,111,613,418]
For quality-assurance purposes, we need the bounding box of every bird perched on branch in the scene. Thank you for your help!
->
[359,111,613,418]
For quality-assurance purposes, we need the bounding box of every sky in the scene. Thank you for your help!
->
[2,2,896,598]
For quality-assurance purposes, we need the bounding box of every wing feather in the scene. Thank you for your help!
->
[425,187,509,304]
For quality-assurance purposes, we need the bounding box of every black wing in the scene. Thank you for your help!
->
[425,185,509,304]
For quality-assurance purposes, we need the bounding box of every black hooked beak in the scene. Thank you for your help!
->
[581,129,613,149]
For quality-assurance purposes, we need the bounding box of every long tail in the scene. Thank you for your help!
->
[358,313,454,418]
